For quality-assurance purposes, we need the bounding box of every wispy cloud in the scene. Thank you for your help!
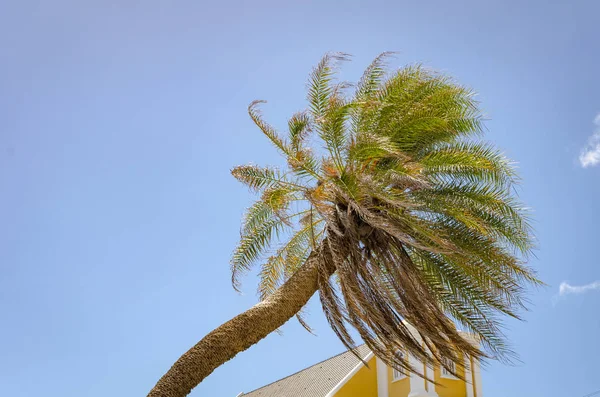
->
[559,281,600,296]
[579,114,600,168]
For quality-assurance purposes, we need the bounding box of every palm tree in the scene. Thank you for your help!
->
[148,53,540,397]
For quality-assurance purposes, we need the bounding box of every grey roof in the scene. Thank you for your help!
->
[241,345,371,397]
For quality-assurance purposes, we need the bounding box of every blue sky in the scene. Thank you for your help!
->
[1,1,599,396]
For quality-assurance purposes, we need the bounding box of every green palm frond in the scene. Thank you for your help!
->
[419,142,516,187]
[321,96,353,171]
[307,52,351,120]
[231,165,303,192]
[248,100,291,155]
[286,113,320,179]
[231,52,540,377]
[258,220,320,301]
[231,208,288,291]
[355,51,396,101]
[288,111,311,151]
[231,187,307,291]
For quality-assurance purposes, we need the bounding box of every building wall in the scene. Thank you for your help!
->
[433,364,468,397]
[334,356,378,397]
[387,366,410,397]
[334,351,479,397]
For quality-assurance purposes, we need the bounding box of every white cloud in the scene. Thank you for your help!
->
[579,114,600,168]
[558,281,600,296]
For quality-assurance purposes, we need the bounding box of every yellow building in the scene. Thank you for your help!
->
[239,336,482,397]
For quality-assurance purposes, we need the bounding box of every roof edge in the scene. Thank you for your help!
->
[324,351,374,397]
[240,345,368,396]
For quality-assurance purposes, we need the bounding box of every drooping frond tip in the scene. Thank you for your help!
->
[247,100,290,155]
[232,52,539,376]
[355,51,398,101]
[307,52,352,120]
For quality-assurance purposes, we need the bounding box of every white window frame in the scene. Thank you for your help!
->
[440,356,458,379]
[391,350,407,381]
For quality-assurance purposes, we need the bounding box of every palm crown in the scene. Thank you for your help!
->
[230,53,539,375]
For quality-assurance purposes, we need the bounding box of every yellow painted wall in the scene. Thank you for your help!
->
[433,364,467,397]
[334,356,378,397]
[387,366,410,397]
[333,354,473,397]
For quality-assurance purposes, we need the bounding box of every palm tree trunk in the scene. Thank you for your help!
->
[148,251,331,397]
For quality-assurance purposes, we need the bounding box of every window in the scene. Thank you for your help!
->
[440,356,458,379]
[392,351,406,381]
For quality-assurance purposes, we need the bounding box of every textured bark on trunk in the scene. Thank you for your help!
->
[148,251,331,397]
